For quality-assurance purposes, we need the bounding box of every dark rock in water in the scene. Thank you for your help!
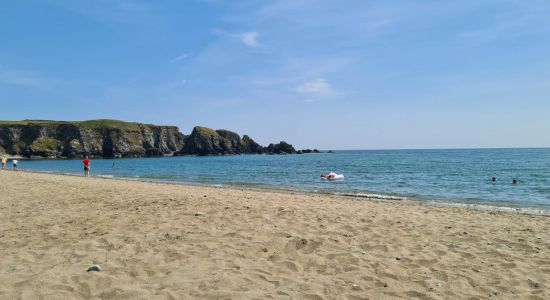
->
[298,149,322,154]
[179,126,267,155]
[180,126,224,156]
[241,135,265,154]
[266,141,296,154]
[327,150,335,153]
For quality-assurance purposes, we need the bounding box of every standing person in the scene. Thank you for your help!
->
[12,159,18,171]
[83,155,91,177]
[1,156,6,170]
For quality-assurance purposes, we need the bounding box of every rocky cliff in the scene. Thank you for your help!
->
[179,127,265,156]
[0,120,185,158]
[0,120,299,158]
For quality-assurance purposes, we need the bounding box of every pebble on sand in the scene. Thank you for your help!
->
[194,212,204,216]
[87,264,101,272]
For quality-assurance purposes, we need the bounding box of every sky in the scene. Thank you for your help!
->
[1,0,550,150]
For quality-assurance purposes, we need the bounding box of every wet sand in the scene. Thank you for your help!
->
[0,171,548,299]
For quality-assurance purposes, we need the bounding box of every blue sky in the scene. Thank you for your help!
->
[1,0,549,149]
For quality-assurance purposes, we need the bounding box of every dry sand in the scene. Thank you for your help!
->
[0,171,548,300]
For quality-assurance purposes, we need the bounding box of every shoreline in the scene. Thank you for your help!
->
[11,168,550,216]
[1,170,549,299]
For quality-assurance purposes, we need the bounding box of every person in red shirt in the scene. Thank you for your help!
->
[83,156,91,177]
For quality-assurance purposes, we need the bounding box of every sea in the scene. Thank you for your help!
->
[17,148,550,212]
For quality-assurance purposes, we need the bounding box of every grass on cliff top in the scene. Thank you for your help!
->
[193,126,219,137]
[75,120,144,131]
[0,120,68,126]
[0,119,154,132]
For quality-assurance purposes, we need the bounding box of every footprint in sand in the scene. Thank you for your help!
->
[276,260,302,272]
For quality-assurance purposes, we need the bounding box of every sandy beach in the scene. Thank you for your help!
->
[0,171,548,299]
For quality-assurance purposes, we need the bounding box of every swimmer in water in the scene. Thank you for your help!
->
[491,176,496,184]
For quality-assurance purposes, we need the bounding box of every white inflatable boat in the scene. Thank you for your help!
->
[321,172,345,180]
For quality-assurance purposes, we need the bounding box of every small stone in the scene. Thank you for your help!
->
[395,256,401,261]
[351,283,359,290]
[528,279,541,289]
[194,212,204,216]
[203,195,207,198]
[361,251,367,255]
[87,264,101,272]
[261,247,268,253]
[436,282,444,288]
[383,283,388,288]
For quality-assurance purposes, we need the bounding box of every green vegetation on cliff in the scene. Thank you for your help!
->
[0,119,154,132]
[0,119,299,158]
[193,126,219,137]
[75,119,146,132]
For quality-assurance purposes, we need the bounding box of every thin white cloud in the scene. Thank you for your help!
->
[0,68,79,92]
[293,78,336,98]
[241,32,261,48]
[0,70,48,89]
[170,52,193,63]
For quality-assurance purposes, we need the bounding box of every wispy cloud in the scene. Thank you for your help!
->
[170,52,193,63]
[0,68,79,92]
[0,70,50,89]
[459,3,550,45]
[240,32,261,48]
[293,78,336,98]
[44,0,155,25]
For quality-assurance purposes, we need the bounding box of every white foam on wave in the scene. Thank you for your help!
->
[96,174,114,179]
[336,192,407,201]
[335,191,550,215]
[427,201,550,216]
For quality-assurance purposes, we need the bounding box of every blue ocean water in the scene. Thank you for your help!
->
[16,148,550,209]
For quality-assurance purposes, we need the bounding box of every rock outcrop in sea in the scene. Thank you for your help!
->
[178,127,266,156]
[266,141,297,154]
[0,119,309,158]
